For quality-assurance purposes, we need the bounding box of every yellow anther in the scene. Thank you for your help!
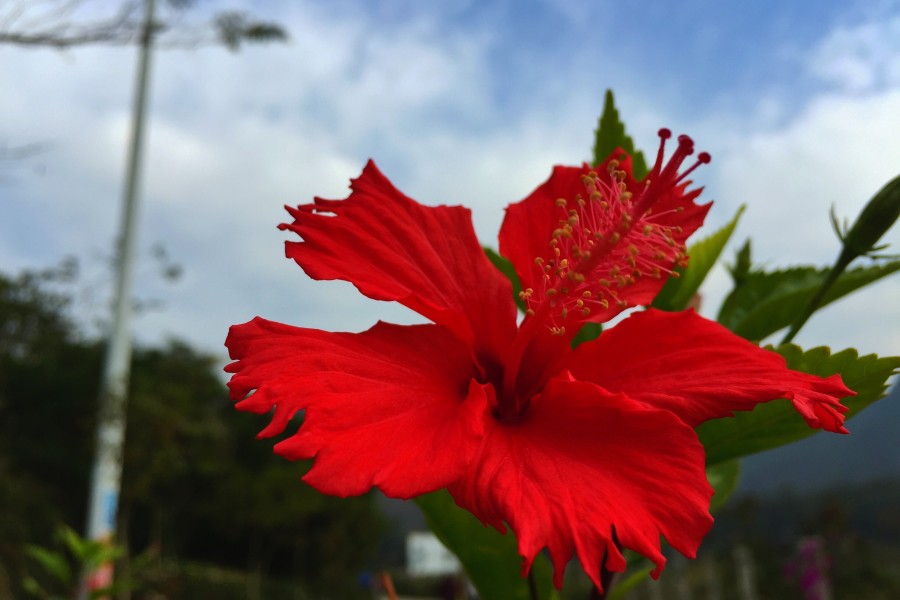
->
[581,308,590,316]
[561,287,569,294]
[654,251,666,260]
[610,232,621,243]
[526,288,533,294]
[621,191,633,201]
[578,197,586,207]
[593,231,605,241]
[627,277,636,285]
[582,291,592,297]
[555,247,561,256]
[598,278,610,287]
[573,273,585,283]
[550,239,558,247]
[616,276,627,287]
[617,299,628,308]
[628,245,639,256]
[666,237,676,246]
[671,271,681,279]
[610,266,619,276]
[676,207,684,212]
[553,228,564,238]
[581,174,593,186]
[560,326,565,335]
[561,308,568,319]
[568,217,578,227]
[590,191,602,202]
[575,299,584,309]
[535,257,544,265]
[678,260,689,269]
[526,309,535,317]
[643,225,653,236]
[633,269,642,279]
[547,288,557,295]
[582,251,591,259]
[569,209,577,217]
[599,299,609,309]
[556,198,568,208]
[600,201,609,210]
[607,160,619,174]
[675,226,683,233]
[627,257,636,267]
[559,259,568,268]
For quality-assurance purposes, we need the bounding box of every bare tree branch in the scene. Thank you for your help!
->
[0,0,286,50]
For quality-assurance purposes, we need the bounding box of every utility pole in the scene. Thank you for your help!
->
[81,0,156,595]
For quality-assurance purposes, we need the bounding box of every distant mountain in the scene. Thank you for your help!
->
[739,380,900,494]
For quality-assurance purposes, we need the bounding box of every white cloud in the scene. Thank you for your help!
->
[809,15,900,92]
[2,0,900,366]
[695,14,900,358]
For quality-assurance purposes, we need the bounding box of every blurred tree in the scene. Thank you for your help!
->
[0,0,286,50]
[0,266,384,600]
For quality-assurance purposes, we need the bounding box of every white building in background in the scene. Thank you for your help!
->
[406,532,462,577]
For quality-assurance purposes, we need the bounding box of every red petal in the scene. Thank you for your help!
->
[280,160,517,379]
[563,309,854,432]
[225,318,489,499]
[449,377,713,591]
[499,158,710,325]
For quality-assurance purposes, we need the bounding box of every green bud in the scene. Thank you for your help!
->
[843,173,900,258]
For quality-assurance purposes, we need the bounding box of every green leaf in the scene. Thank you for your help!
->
[592,90,649,179]
[608,566,654,600]
[727,238,753,286]
[25,545,71,585]
[697,345,900,466]
[484,247,526,313]
[716,260,900,342]
[415,489,558,600]
[652,206,745,312]
[707,459,741,513]
[22,576,43,596]
[571,322,602,349]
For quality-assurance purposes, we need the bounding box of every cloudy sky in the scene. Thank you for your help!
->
[2,0,900,368]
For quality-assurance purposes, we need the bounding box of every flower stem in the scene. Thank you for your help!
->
[780,248,853,345]
[528,567,540,600]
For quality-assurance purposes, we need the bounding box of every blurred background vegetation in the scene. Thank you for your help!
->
[0,263,386,599]
[2,259,900,600]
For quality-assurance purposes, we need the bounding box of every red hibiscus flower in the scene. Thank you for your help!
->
[225,131,853,592]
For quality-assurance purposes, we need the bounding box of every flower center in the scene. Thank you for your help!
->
[499,129,711,408]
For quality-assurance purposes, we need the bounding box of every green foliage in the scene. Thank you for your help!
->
[415,489,558,600]
[484,247,526,312]
[592,90,649,179]
[726,238,753,286]
[698,345,900,466]
[214,12,288,51]
[652,206,745,312]
[606,566,654,600]
[571,322,602,349]
[716,260,900,341]
[707,459,741,514]
[21,526,124,599]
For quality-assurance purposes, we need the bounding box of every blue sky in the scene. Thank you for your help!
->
[1,0,899,362]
